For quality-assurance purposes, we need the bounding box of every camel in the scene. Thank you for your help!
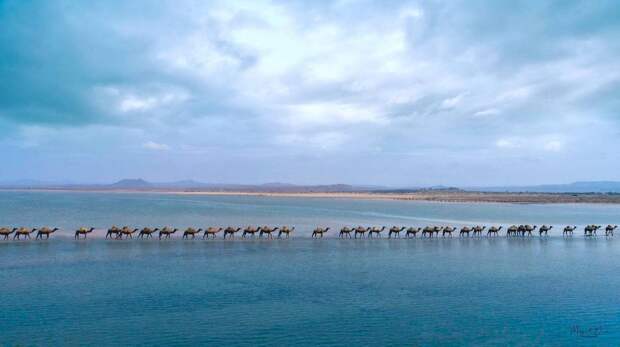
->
[259,226,279,239]
[487,226,502,237]
[224,227,242,239]
[506,225,519,237]
[75,227,94,239]
[36,227,59,240]
[354,226,369,238]
[14,227,37,240]
[0,227,17,240]
[138,227,159,239]
[312,227,330,238]
[563,225,577,236]
[368,226,386,238]
[106,226,122,239]
[339,226,353,238]
[472,226,486,237]
[442,226,457,237]
[388,226,405,238]
[405,227,421,238]
[517,225,536,237]
[119,227,139,239]
[459,226,473,237]
[278,226,295,239]
[605,225,617,237]
[183,227,203,239]
[422,226,442,237]
[584,225,601,237]
[203,227,222,239]
[538,225,553,237]
[158,227,178,239]
[242,226,261,238]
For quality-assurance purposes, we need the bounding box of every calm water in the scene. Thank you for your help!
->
[2,191,620,345]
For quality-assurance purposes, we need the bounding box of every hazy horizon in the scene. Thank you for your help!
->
[2,1,619,186]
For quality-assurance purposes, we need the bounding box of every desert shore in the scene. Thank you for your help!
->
[3,188,620,204]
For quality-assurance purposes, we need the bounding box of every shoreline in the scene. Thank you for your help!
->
[2,188,620,204]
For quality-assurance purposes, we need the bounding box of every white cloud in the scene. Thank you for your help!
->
[440,93,467,110]
[473,108,500,117]
[142,141,170,151]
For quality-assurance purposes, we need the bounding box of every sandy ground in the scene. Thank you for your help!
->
[4,188,620,204]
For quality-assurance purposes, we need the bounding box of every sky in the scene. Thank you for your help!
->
[1,0,619,186]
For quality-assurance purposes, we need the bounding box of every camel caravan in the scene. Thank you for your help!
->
[0,224,618,241]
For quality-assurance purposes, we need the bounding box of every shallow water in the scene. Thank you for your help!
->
[2,192,620,345]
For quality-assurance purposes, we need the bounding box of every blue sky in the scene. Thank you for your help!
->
[1,0,619,186]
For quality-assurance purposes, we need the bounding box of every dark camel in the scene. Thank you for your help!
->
[459,226,473,237]
[563,225,576,236]
[584,225,601,237]
[224,227,242,239]
[605,225,617,237]
[312,227,330,238]
[0,227,17,240]
[183,227,203,239]
[259,226,278,239]
[106,226,122,239]
[442,226,457,237]
[506,225,518,237]
[14,227,36,240]
[405,227,421,238]
[203,227,222,239]
[472,226,486,237]
[158,227,178,239]
[538,225,552,237]
[278,226,294,239]
[138,227,159,239]
[354,226,369,238]
[487,226,502,237]
[388,226,405,238]
[243,226,261,238]
[368,226,386,238]
[339,226,353,238]
[36,227,59,240]
[422,226,442,237]
[75,227,94,239]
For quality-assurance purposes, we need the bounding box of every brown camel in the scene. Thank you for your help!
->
[538,225,553,237]
[487,226,502,237]
[368,226,386,238]
[75,227,94,239]
[339,226,353,238]
[183,227,203,239]
[460,226,473,237]
[563,225,576,236]
[388,226,405,238]
[259,226,278,239]
[605,225,617,237]
[312,227,330,238]
[506,225,519,237]
[106,226,122,239]
[158,227,178,239]
[472,225,486,237]
[224,227,242,239]
[278,226,295,238]
[36,227,59,240]
[138,227,159,239]
[243,226,261,238]
[354,226,369,238]
[14,227,37,240]
[442,226,457,237]
[119,227,139,239]
[422,226,442,237]
[203,227,222,239]
[0,227,17,240]
[405,227,421,238]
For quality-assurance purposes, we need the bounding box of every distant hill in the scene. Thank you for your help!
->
[109,178,152,188]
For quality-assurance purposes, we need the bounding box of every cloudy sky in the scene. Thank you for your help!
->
[1,0,619,186]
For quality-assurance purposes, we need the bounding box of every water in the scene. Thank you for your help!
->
[2,191,620,345]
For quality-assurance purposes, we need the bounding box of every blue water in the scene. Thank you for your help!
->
[2,191,620,345]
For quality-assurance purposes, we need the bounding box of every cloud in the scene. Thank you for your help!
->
[142,141,170,151]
